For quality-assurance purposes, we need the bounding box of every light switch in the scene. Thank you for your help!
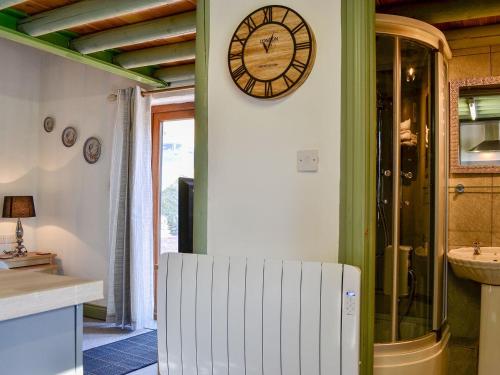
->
[297,150,319,172]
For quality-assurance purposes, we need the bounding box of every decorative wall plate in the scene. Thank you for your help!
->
[62,126,78,147]
[228,5,316,99]
[43,117,55,132]
[83,137,101,164]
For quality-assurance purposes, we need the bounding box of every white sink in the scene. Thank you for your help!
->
[448,246,500,375]
[448,247,500,285]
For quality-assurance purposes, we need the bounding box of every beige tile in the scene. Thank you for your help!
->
[447,267,481,339]
[451,46,491,56]
[448,193,492,233]
[450,173,492,185]
[449,174,493,193]
[492,231,500,247]
[449,230,492,247]
[449,53,491,80]
[492,194,500,233]
[491,175,500,191]
[491,52,500,76]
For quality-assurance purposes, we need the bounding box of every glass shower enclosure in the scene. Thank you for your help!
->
[375,18,449,344]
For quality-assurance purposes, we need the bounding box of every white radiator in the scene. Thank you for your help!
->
[157,253,360,375]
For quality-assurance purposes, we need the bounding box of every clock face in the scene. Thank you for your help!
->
[228,5,316,99]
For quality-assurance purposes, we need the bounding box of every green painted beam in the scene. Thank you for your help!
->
[18,0,181,36]
[154,63,195,84]
[0,1,24,11]
[71,11,196,54]
[193,0,208,254]
[340,0,376,374]
[379,0,500,25]
[114,40,195,69]
[0,23,165,87]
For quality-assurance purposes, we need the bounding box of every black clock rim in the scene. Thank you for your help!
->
[227,5,315,99]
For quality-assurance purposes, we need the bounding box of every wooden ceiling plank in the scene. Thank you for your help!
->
[71,11,195,54]
[18,0,183,36]
[380,0,500,25]
[0,1,25,11]
[114,40,195,68]
[154,63,194,83]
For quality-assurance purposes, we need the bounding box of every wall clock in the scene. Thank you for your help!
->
[228,5,316,99]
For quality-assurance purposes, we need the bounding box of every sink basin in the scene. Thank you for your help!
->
[448,247,500,285]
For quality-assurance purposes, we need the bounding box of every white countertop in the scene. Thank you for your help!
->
[0,269,103,322]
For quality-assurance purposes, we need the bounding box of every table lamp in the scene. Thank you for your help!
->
[2,196,36,257]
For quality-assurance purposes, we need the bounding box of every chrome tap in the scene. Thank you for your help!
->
[473,241,481,255]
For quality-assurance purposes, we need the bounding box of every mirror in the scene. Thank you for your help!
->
[450,76,500,173]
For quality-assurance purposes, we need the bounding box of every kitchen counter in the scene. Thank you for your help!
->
[0,269,103,375]
[0,269,102,321]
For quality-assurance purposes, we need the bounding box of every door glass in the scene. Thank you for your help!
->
[398,39,434,340]
[160,118,194,253]
[375,35,395,343]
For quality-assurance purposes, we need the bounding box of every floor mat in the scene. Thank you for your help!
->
[83,330,157,375]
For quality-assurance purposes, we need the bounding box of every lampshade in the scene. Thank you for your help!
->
[2,196,36,218]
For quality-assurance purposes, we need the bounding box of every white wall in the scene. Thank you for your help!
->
[0,38,137,306]
[207,0,341,262]
[0,39,42,250]
[36,54,137,305]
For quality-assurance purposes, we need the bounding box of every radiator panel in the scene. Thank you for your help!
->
[157,253,360,375]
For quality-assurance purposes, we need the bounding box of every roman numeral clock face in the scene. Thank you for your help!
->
[228,5,316,99]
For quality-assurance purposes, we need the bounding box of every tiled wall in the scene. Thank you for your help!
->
[446,45,500,375]
[449,44,500,245]
[449,174,500,248]
[448,46,500,250]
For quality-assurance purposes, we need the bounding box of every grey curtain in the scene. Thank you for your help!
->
[108,87,133,328]
[107,86,154,330]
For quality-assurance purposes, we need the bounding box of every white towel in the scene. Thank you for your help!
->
[400,119,411,131]
[401,131,412,141]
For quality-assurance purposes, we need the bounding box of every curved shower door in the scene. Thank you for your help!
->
[375,34,443,343]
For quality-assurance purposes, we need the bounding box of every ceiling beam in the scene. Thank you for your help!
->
[154,63,195,83]
[379,0,500,25]
[0,1,25,11]
[114,40,195,69]
[71,11,196,54]
[0,23,165,87]
[445,23,500,49]
[18,0,181,36]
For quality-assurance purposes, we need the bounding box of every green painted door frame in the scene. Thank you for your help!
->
[194,0,377,373]
[339,1,376,375]
[193,0,209,254]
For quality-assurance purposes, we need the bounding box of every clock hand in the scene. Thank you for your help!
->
[262,39,269,53]
[266,33,275,51]
[261,33,275,53]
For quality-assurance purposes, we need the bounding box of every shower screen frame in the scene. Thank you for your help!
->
[376,14,450,344]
